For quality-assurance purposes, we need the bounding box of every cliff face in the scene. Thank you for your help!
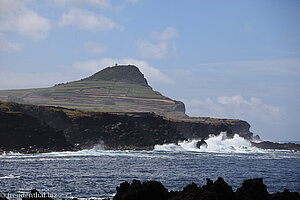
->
[0,105,72,153]
[0,101,254,153]
[170,119,252,140]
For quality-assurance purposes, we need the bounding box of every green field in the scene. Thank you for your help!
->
[0,80,186,118]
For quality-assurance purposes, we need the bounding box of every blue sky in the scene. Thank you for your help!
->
[0,0,300,141]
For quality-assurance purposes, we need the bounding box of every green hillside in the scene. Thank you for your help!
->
[0,65,186,119]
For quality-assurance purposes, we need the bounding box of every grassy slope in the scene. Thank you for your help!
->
[0,80,187,118]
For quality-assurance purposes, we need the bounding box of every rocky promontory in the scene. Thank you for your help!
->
[1,101,300,153]
[0,101,256,153]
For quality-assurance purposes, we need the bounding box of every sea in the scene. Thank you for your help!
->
[0,133,299,200]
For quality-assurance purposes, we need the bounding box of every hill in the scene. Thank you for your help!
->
[0,65,186,119]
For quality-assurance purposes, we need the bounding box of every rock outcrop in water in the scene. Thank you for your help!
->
[1,178,298,200]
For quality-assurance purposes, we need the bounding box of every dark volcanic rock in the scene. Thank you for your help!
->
[113,179,168,200]
[0,101,258,152]
[196,139,207,149]
[6,178,300,200]
[170,119,253,141]
[270,189,300,200]
[22,189,53,200]
[0,107,73,154]
[251,141,300,151]
[113,178,300,200]
[168,177,234,200]
[235,178,268,200]
[0,192,8,200]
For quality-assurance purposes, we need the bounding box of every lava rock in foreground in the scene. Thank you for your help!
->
[113,177,300,200]
[1,177,299,200]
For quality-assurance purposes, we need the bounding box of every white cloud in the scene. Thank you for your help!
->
[73,57,174,84]
[0,0,51,40]
[0,33,21,52]
[136,40,169,59]
[84,42,106,54]
[58,8,122,31]
[151,27,178,41]
[54,0,111,9]
[183,96,282,122]
[136,27,178,59]
[121,58,175,84]
[217,95,250,105]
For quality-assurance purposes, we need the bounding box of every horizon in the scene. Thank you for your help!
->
[0,0,300,141]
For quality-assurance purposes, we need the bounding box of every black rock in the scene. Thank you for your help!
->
[0,192,8,200]
[112,178,300,200]
[235,178,268,200]
[22,189,53,200]
[270,189,300,200]
[196,139,207,149]
[113,179,169,200]
[251,141,300,151]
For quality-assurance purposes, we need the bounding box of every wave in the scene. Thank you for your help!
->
[0,174,20,179]
[154,132,263,153]
[0,148,159,159]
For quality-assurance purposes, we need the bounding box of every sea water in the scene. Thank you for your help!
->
[0,134,299,199]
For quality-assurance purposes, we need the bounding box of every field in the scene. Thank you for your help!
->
[0,80,187,119]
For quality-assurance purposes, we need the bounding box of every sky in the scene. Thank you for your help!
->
[0,0,300,141]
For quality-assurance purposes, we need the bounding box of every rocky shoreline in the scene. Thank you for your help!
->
[0,177,299,200]
[1,101,300,154]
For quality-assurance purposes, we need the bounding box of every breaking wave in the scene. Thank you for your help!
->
[0,174,20,179]
[154,132,263,153]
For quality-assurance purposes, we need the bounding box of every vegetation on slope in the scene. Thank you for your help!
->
[0,65,186,119]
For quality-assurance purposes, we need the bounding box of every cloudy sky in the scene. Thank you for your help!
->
[0,0,299,141]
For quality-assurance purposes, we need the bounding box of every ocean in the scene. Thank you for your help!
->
[0,134,299,199]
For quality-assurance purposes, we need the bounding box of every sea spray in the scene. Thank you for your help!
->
[154,132,262,153]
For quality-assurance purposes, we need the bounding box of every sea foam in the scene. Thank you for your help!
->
[154,132,263,153]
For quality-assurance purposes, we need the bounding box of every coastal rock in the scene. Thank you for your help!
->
[113,178,300,200]
[196,139,207,149]
[0,101,258,152]
[0,105,73,154]
[113,179,168,200]
[168,177,234,200]
[270,189,300,200]
[5,178,299,200]
[235,178,268,200]
[22,189,53,200]
[251,141,300,151]
[0,192,8,200]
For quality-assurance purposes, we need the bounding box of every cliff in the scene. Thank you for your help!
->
[0,101,255,153]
